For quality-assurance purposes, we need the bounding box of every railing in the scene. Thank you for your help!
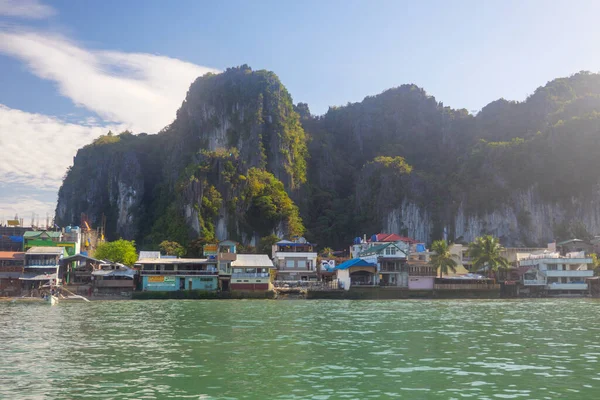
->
[544,270,593,277]
[26,261,59,267]
[140,270,217,276]
[434,283,500,290]
[547,283,588,290]
[523,279,546,285]
[231,273,270,279]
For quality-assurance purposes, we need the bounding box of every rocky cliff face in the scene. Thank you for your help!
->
[56,66,306,247]
[57,68,600,249]
[57,138,147,239]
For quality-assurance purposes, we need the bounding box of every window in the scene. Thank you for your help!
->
[286,260,295,269]
[297,260,307,269]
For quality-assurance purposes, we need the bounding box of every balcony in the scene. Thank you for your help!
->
[140,270,217,276]
[523,279,546,286]
[547,283,588,290]
[275,251,317,259]
[25,261,59,267]
[544,270,593,278]
[231,273,270,279]
[218,253,237,261]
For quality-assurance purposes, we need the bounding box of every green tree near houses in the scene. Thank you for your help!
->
[94,239,138,266]
[159,240,186,257]
[319,247,334,258]
[468,235,510,280]
[430,240,458,278]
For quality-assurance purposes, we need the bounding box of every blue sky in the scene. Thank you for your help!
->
[1,0,600,225]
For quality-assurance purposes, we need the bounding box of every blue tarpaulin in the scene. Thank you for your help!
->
[9,236,23,243]
[416,243,426,252]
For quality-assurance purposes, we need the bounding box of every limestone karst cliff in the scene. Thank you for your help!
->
[57,67,600,249]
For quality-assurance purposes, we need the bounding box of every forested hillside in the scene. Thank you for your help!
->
[56,68,600,250]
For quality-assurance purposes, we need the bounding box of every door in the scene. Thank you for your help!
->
[188,279,192,290]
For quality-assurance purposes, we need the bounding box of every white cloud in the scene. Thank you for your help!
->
[0,191,56,226]
[0,0,55,19]
[0,30,219,133]
[0,104,125,190]
[0,28,218,221]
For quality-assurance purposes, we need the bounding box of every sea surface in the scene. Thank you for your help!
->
[1,299,600,399]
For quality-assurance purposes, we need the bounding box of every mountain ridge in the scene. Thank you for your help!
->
[56,67,600,250]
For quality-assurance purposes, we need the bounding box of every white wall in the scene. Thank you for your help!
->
[336,269,351,291]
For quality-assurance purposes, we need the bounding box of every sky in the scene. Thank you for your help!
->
[1,0,600,225]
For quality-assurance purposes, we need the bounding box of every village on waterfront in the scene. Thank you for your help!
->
[1,217,600,301]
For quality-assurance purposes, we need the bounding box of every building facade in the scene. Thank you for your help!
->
[360,243,408,286]
[230,254,274,291]
[519,251,593,295]
[272,239,318,281]
[0,251,24,295]
[136,257,219,292]
[20,246,65,290]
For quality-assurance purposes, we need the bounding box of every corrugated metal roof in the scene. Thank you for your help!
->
[557,239,585,245]
[92,269,136,278]
[19,272,57,280]
[26,247,64,255]
[23,231,61,238]
[139,251,161,260]
[231,254,274,268]
[369,233,417,244]
[0,251,25,260]
[62,253,103,263]
[135,258,210,264]
[359,243,407,257]
[335,258,377,270]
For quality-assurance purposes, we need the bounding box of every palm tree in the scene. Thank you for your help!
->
[468,235,510,279]
[430,240,458,278]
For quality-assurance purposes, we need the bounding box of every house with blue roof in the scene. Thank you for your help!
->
[335,258,378,290]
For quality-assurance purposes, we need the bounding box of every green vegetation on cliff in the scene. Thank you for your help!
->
[57,69,600,250]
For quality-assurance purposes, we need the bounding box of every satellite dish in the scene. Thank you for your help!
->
[297,237,307,244]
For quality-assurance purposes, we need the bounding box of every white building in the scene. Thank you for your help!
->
[519,251,593,295]
[360,242,408,286]
[272,239,318,281]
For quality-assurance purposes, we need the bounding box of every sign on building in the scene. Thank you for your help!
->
[203,244,218,257]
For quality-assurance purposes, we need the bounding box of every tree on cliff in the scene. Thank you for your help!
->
[258,234,280,255]
[468,235,510,279]
[94,239,138,266]
[159,240,186,257]
[430,240,457,278]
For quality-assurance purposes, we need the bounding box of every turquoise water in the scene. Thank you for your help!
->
[1,299,600,399]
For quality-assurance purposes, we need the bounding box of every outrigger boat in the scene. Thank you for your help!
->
[47,294,59,305]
